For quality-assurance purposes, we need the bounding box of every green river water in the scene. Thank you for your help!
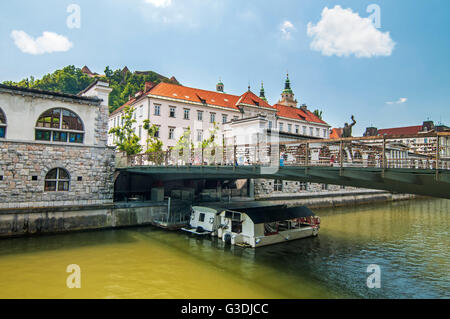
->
[0,198,448,299]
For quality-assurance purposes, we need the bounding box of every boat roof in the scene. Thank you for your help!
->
[230,205,315,224]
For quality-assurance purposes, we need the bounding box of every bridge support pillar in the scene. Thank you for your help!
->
[248,179,255,199]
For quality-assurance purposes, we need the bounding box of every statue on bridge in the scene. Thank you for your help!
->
[342,116,356,161]
[342,115,356,138]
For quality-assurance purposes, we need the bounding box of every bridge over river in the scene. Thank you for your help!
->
[116,132,450,199]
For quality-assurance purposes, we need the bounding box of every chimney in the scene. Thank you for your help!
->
[80,80,112,107]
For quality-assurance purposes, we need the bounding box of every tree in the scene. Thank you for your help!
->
[108,105,142,156]
[143,119,163,153]
[313,109,323,120]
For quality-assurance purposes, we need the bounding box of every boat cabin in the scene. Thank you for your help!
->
[217,205,320,248]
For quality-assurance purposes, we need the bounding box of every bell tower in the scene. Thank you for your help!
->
[259,81,267,102]
[216,78,224,93]
[278,72,298,107]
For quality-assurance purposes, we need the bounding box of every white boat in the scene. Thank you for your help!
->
[182,205,320,248]
[181,206,221,236]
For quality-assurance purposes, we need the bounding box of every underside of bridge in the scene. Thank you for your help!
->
[116,166,450,199]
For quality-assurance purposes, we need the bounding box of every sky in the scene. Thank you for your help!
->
[1,0,449,135]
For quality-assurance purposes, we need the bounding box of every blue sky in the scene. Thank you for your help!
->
[1,0,449,135]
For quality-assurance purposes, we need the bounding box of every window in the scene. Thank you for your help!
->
[169,127,175,139]
[35,108,84,144]
[210,113,216,123]
[323,129,327,138]
[199,213,205,222]
[138,126,142,139]
[268,121,273,129]
[154,104,161,116]
[169,107,176,118]
[321,184,328,190]
[154,126,160,138]
[197,111,203,121]
[274,180,283,191]
[0,108,6,138]
[303,126,307,135]
[316,128,320,136]
[44,168,70,192]
[139,105,143,117]
[279,123,284,131]
[310,127,313,136]
[295,125,299,134]
[197,130,203,142]
[222,114,228,124]
[184,109,190,120]
[288,124,292,133]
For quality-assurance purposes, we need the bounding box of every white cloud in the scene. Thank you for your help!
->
[307,5,395,58]
[144,0,172,8]
[280,20,295,40]
[386,98,407,105]
[11,30,73,55]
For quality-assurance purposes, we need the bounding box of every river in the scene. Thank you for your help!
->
[0,198,448,299]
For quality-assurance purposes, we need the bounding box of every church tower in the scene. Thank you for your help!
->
[216,78,224,93]
[278,72,298,107]
[259,81,267,101]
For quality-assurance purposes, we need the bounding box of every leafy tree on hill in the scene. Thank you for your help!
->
[3,65,179,114]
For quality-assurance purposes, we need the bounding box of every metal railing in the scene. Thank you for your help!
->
[122,132,450,172]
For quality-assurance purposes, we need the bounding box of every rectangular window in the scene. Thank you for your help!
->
[138,126,142,139]
[274,180,283,191]
[295,125,299,134]
[169,107,176,118]
[154,104,161,116]
[279,123,284,131]
[169,127,175,139]
[154,126,160,138]
[69,133,84,143]
[197,111,203,121]
[139,106,143,117]
[197,130,203,142]
[222,114,228,124]
[199,213,205,222]
[303,126,307,135]
[35,130,51,141]
[316,128,320,136]
[184,109,190,120]
[210,113,216,123]
[310,127,313,136]
[323,129,327,138]
[288,124,292,133]
[0,127,5,138]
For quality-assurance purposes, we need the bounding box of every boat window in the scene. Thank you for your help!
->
[225,211,241,221]
[231,221,242,234]
[199,213,205,222]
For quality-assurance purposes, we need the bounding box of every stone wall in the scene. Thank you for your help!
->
[0,140,115,209]
[254,179,358,197]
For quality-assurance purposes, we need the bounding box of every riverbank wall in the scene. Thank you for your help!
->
[0,201,190,238]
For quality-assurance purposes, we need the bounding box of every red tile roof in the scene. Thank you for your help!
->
[377,125,422,136]
[274,104,328,125]
[237,91,274,109]
[149,82,241,110]
[330,128,343,139]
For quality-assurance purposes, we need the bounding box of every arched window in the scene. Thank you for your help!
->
[0,108,6,138]
[44,168,70,192]
[35,108,84,143]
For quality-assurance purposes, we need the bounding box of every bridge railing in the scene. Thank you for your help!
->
[125,132,450,171]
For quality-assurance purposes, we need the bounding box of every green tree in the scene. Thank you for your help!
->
[313,109,323,120]
[108,105,142,156]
